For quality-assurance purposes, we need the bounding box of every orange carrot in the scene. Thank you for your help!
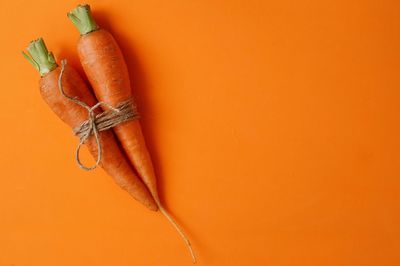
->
[23,38,157,211]
[68,4,196,262]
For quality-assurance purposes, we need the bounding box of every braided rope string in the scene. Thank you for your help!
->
[58,59,139,170]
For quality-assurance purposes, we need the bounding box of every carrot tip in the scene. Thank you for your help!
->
[159,205,197,263]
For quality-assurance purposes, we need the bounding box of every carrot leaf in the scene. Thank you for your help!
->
[67,4,99,35]
[22,51,40,71]
[23,38,58,76]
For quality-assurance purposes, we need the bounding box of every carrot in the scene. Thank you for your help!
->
[68,4,196,262]
[23,38,157,211]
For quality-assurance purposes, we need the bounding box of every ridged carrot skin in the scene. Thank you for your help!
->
[29,47,158,211]
[68,5,196,262]
[77,28,161,204]
[40,65,157,211]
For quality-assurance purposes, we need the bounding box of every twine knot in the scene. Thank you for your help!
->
[58,59,139,171]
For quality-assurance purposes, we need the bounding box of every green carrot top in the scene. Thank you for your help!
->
[22,38,58,76]
[67,4,99,35]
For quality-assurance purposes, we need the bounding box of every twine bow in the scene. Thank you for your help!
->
[58,59,139,171]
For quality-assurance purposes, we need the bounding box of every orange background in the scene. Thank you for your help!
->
[0,1,399,265]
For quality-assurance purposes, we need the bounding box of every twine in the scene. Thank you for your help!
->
[58,59,139,171]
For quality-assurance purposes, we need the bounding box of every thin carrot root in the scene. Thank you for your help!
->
[158,204,197,263]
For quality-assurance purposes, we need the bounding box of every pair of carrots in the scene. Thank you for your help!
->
[23,4,195,263]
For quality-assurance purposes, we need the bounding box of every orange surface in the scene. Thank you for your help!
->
[0,1,399,265]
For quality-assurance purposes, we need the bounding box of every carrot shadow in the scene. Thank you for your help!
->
[91,11,203,259]
[56,43,90,88]
[56,46,80,72]
[93,10,167,203]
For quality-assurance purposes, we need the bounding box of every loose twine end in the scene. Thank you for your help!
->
[58,60,139,170]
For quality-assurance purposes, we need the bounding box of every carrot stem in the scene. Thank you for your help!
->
[22,38,57,76]
[159,205,197,263]
[67,4,99,35]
